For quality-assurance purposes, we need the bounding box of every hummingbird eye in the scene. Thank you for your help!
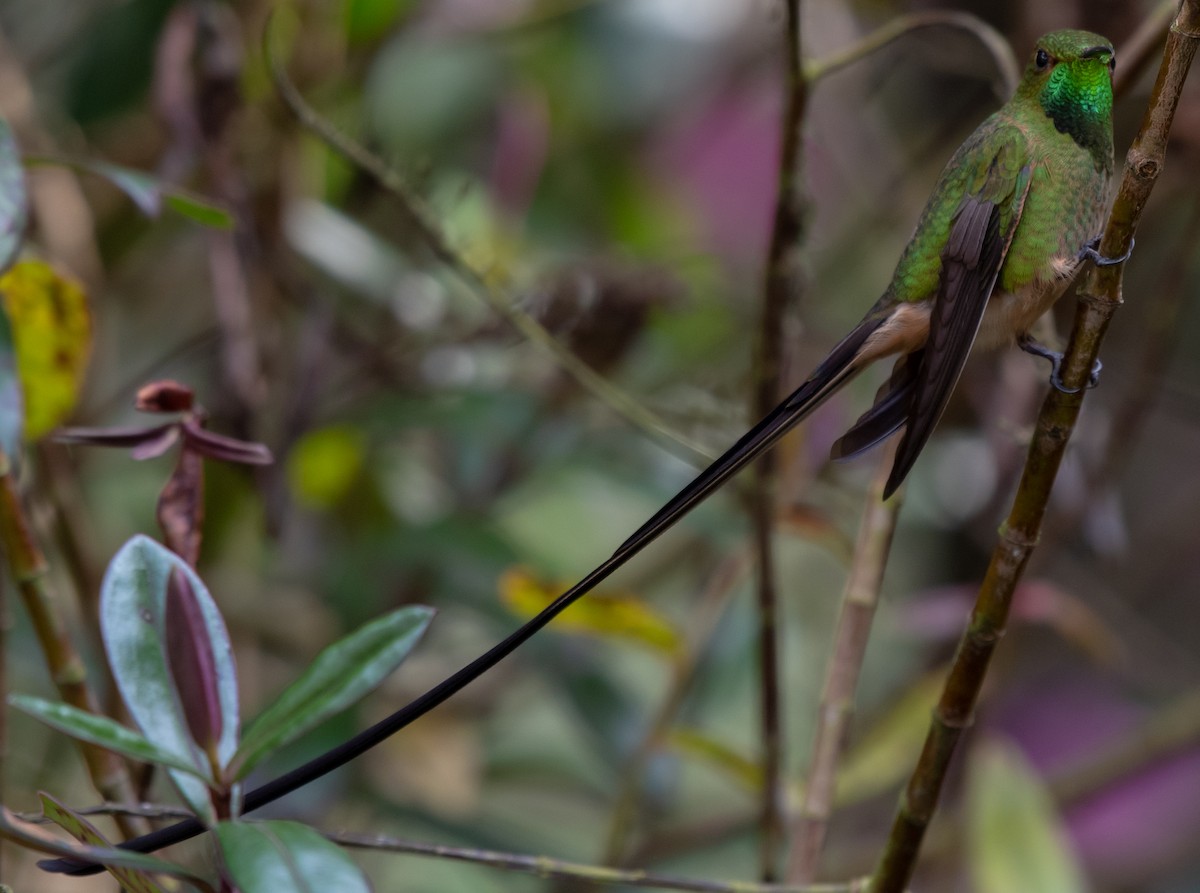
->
[1034,48,1051,70]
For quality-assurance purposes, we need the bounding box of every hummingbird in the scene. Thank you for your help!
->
[40,29,1121,876]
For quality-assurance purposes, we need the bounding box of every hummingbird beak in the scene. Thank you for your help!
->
[1081,45,1114,60]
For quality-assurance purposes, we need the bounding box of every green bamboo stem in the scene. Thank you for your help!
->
[0,449,146,838]
[870,5,1200,890]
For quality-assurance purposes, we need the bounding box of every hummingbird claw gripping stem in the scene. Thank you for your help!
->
[1017,334,1101,394]
[1079,235,1134,266]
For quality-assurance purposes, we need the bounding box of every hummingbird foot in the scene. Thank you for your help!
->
[1017,334,1101,393]
[1079,235,1134,267]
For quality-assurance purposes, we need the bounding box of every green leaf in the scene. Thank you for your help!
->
[101,535,242,822]
[91,162,233,227]
[0,117,26,273]
[0,300,23,459]
[233,606,433,778]
[0,804,211,891]
[40,794,168,893]
[967,738,1087,893]
[344,0,415,43]
[216,820,371,893]
[25,157,233,228]
[87,162,162,216]
[10,695,210,779]
[162,191,236,229]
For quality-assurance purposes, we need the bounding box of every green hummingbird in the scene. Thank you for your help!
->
[610,27,1117,558]
[38,29,1122,876]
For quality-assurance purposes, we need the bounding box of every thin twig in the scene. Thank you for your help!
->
[787,439,902,883]
[264,21,714,468]
[1113,0,1182,96]
[20,800,855,892]
[751,0,807,879]
[0,449,146,839]
[805,11,1019,98]
[1050,688,1200,808]
[870,4,1200,890]
[1086,198,1200,498]
[603,549,753,865]
[62,679,1200,891]
[332,830,870,893]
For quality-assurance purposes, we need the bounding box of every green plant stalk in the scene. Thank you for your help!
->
[788,440,902,883]
[0,450,145,838]
[751,0,807,879]
[602,550,752,865]
[334,830,870,893]
[266,24,714,468]
[870,5,1200,891]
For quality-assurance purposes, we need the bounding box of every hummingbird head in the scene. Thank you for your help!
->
[1019,30,1115,170]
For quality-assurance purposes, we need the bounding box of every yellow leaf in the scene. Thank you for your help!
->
[286,425,366,508]
[498,567,680,655]
[665,727,761,791]
[0,259,91,439]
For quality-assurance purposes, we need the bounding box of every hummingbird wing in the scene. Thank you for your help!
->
[879,153,1035,498]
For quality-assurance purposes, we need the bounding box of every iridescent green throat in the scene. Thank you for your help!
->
[1039,63,1113,172]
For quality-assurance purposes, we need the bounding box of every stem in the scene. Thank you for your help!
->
[1050,198,1200,541]
[805,11,1018,98]
[869,5,1200,889]
[753,0,807,878]
[265,21,714,468]
[0,449,146,838]
[1112,0,1182,97]
[332,830,870,893]
[788,440,902,882]
[602,550,753,864]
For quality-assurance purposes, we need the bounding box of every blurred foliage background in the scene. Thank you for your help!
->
[1,0,1199,890]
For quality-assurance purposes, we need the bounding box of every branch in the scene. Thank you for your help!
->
[264,21,714,468]
[750,0,808,879]
[24,801,865,892]
[870,4,1200,890]
[805,11,1019,99]
[603,549,753,864]
[332,830,870,893]
[1113,0,1182,97]
[787,440,902,882]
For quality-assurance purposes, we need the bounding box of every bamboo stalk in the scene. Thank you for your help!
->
[870,5,1200,889]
